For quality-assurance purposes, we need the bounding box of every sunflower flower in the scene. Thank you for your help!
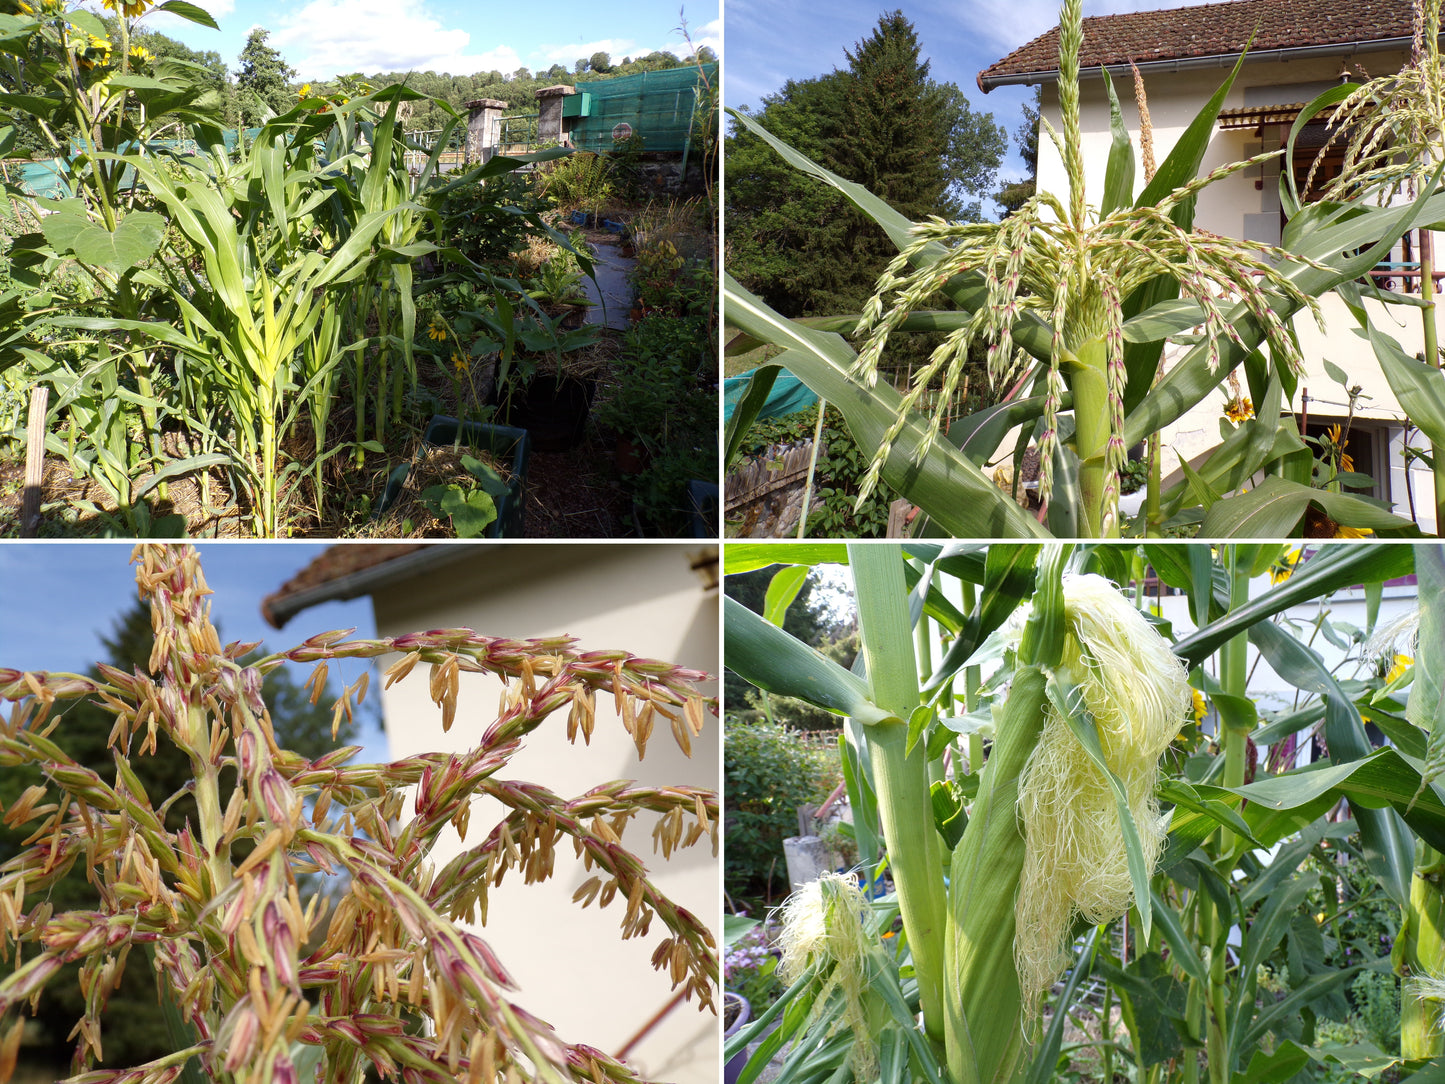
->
[1324,423,1355,472]
[1387,654,1414,684]
[1271,548,1303,584]
[102,0,151,17]
[1224,396,1254,423]
[452,353,469,375]
[427,319,447,342]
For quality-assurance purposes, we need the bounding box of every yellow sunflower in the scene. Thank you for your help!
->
[1223,396,1254,424]
[452,353,469,375]
[1386,654,1413,684]
[427,319,447,342]
[1332,525,1372,539]
[128,44,152,63]
[102,0,151,17]
[1270,548,1302,585]
[76,33,112,70]
[1325,423,1355,472]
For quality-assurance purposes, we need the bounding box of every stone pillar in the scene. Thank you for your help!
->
[535,84,576,146]
[464,98,508,164]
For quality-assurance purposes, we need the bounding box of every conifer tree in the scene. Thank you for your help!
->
[236,27,296,126]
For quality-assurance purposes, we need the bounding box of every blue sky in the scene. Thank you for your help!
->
[724,0,1219,203]
[111,0,720,82]
[0,542,389,761]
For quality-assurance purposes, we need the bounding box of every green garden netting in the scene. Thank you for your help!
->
[569,64,716,153]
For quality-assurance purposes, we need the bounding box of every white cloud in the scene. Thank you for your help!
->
[534,38,647,68]
[271,0,519,79]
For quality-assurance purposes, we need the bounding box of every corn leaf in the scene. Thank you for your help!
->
[1022,929,1099,1084]
[1198,476,1417,538]
[724,595,889,723]
[1099,70,1135,218]
[1408,545,1445,806]
[725,276,1049,538]
[725,363,781,468]
[1173,544,1416,666]
[763,565,809,627]
[724,543,848,573]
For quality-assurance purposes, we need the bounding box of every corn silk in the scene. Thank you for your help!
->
[1014,574,1191,1012]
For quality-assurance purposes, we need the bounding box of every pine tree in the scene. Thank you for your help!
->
[236,27,296,126]
[725,11,1005,318]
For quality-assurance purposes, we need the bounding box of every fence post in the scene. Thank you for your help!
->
[534,85,576,145]
[464,98,508,165]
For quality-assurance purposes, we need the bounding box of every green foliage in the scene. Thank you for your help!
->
[235,27,295,125]
[741,404,899,537]
[725,11,1004,318]
[539,151,616,211]
[602,274,717,535]
[723,922,785,1010]
[723,719,836,899]
[1348,969,1401,1055]
[429,173,550,272]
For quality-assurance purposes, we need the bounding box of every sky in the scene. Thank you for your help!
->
[724,0,1224,203]
[113,0,721,82]
[0,542,389,762]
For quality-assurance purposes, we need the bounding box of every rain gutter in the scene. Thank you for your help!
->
[978,34,1415,92]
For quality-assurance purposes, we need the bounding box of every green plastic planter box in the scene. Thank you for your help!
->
[378,418,530,537]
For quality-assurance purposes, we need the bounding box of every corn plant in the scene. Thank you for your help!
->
[723,541,1445,1084]
[1287,0,1445,538]
[0,543,718,1084]
[53,115,426,536]
[724,0,1445,538]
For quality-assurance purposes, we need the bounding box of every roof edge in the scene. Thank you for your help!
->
[264,546,499,630]
[978,34,1413,92]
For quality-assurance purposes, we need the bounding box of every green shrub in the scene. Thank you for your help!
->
[724,719,837,900]
[539,151,615,210]
[1349,969,1401,1055]
[739,404,899,537]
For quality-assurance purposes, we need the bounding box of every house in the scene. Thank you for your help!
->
[264,542,721,1084]
[979,0,1439,532]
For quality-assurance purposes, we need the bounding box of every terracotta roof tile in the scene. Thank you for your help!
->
[262,544,434,628]
[979,0,1414,89]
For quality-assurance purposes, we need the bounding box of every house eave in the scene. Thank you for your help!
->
[978,34,1414,92]
[263,546,502,629]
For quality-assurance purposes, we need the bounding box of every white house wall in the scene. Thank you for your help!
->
[369,544,720,1084]
[1035,51,1437,530]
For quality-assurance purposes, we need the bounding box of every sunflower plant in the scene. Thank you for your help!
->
[0,545,718,1084]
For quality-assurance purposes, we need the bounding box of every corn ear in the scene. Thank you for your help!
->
[944,665,1049,1084]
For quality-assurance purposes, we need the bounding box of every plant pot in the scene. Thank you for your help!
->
[498,375,596,453]
[723,992,751,1084]
[377,417,530,537]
